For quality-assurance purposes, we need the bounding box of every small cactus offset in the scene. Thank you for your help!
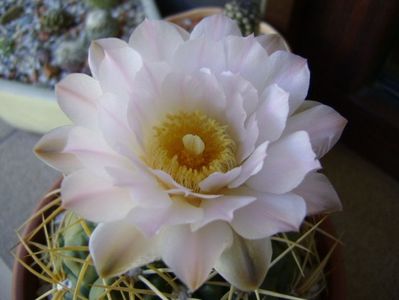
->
[85,10,119,41]
[15,191,338,300]
[0,37,15,56]
[40,8,75,34]
[54,40,87,71]
[224,0,263,36]
[0,5,24,25]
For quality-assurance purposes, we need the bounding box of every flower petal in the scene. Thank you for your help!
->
[190,14,241,40]
[218,71,259,117]
[88,38,142,95]
[129,19,188,62]
[294,172,342,215]
[191,195,256,231]
[238,113,259,163]
[283,102,347,158]
[98,92,141,156]
[217,72,259,162]
[34,126,82,174]
[105,166,172,209]
[90,220,159,278]
[161,222,233,291]
[64,126,131,171]
[262,51,310,114]
[132,61,171,101]
[56,73,102,130]
[231,191,306,239]
[215,233,272,291]
[247,131,321,194]
[229,141,268,188]
[199,167,242,193]
[172,38,225,74]
[159,70,226,121]
[61,169,134,223]
[224,35,269,92]
[256,84,289,143]
[256,34,288,54]
[149,169,220,199]
[128,196,203,236]
[129,185,172,209]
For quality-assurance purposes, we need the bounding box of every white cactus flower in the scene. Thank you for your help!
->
[35,15,346,292]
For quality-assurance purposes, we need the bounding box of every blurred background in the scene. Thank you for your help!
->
[1,0,398,299]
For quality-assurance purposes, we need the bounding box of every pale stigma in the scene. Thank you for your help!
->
[182,134,205,155]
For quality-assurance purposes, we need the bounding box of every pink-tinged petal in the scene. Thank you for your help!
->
[238,113,259,162]
[88,38,142,95]
[129,185,172,209]
[199,167,242,193]
[64,126,131,171]
[191,195,256,231]
[61,170,134,223]
[217,72,259,162]
[105,166,172,209]
[161,222,233,291]
[224,35,269,92]
[215,233,272,291]
[90,220,160,278]
[172,38,225,74]
[88,38,127,79]
[284,103,347,158]
[128,196,203,237]
[34,126,82,174]
[229,141,268,188]
[294,100,320,113]
[126,62,171,148]
[190,14,241,40]
[126,68,182,146]
[160,70,226,120]
[106,165,151,186]
[150,169,220,199]
[247,131,321,194]
[151,169,221,200]
[256,84,289,143]
[109,163,221,199]
[294,172,342,215]
[256,34,289,54]
[129,19,188,62]
[132,61,171,101]
[56,74,102,130]
[131,70,226,142]
[218,72,259,117]
[98,92,141,156]
[231,191,306,239]
[263,51,310,114]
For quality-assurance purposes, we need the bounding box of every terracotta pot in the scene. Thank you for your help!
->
[12,180,62,300]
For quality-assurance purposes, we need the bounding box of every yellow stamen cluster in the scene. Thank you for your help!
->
[146,111,237,192]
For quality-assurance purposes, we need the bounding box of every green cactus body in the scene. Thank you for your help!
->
[224,0,262,36]
[59,212,98,298]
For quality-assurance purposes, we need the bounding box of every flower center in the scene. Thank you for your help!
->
[146,111,237,192]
